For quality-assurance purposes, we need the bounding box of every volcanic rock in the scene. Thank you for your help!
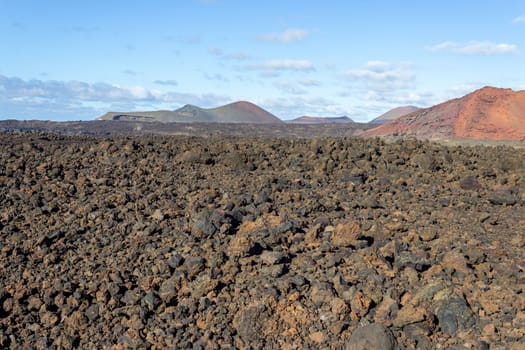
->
[0,133,523,348]
[345,323,398,350]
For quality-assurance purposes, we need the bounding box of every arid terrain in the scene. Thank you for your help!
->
[0,131,523,349]
[0,120,372,139]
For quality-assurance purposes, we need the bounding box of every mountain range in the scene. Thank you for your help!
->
[98,101,283,124]
[96,86,525,141]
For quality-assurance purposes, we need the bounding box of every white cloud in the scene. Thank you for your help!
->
[257,96,345,119]
[256,59,315,71]
[224,52,251,60]
[122,69,137,76]
[298,78,322,87]
[512,15,525,24]
[273,81,307,95]
[175,34,201,45]
[343,61,415,91]
[257,28,309,43]
[204,73,230,82]
[154,79,178,86]
[339,61,432,120]
[0,74,230,119]
[272,79,322,95]
[208,47,223,56]
[208,47,252,60]
[426,41,518,55]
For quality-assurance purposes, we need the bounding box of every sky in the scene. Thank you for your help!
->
[1,0,524,122]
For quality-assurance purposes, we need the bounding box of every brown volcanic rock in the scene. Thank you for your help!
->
[0,133,524,348]
[363,86,525,141]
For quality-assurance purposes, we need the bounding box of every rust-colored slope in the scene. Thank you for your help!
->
[455,87,525,140]
[363,87,525,141]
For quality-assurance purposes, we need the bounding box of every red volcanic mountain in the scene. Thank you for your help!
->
[362,87,525,141]
[98,101,283,124]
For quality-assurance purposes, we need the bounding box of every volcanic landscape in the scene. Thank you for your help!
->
[0,87,524,349]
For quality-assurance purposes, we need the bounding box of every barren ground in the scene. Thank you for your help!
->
[0,132,524,349]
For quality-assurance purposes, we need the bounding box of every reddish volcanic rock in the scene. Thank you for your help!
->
[363,87,525,141]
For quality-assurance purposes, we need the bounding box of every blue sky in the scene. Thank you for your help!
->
[1,0,524,121]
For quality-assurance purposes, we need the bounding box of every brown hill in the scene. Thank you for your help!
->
[97,101,283,124]
[370,106,421,124]
[207,101,282,123]
[363,87,525,141]
[287,116,354,124]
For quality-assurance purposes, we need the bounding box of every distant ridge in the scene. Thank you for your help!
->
[370,106,421,124]
[362,86,525,141]
[287,116,354,124]
[97,101,283,124]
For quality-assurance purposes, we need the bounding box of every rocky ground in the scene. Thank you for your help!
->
[0,120,370,139]
[0,133,524,349]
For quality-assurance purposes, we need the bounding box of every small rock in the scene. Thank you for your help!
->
[432,295,476,335]
[330,297,349,315]
[185,256,205,278]
[141,292,157,310]
[393,303,426,328]
[310,282,336,306]
[346,323,398,350]
[331,222,360,247]
[85,303,99,321]
[159,279,177,303]
[395,251,430,272]
[191,213,217,238]
[259,250,285,265]
[488,189,518,205]
[123,289,141,305]
[350,291,373,317]
[167,254,184,268]
[151,209,164,221]
[233,302,270,345]
[459,176,482,191]
[412,153,436,171]
[374,296,398,324]
[27,295,43,311]
[309,331,325,344]
[441,250,470,276]
[227,235,255,258]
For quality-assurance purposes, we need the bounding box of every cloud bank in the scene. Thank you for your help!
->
[0,75,229,120]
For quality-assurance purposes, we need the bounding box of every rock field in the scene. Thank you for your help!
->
[0,133,524,349]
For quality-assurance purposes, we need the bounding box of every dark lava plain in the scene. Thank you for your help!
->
[0,132,524,349]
